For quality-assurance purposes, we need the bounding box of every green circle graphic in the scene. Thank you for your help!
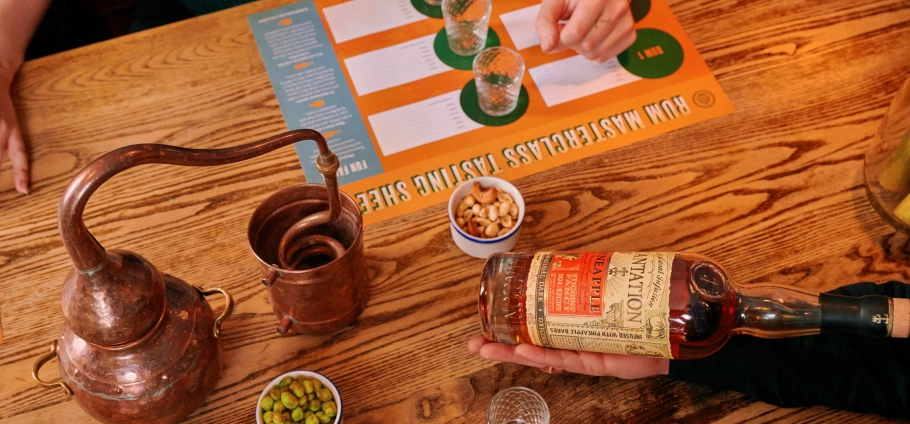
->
[459,79,529,126]
[434,28,501,70]
[617,28,683,79]
[631,0,651,22]
[410,0,443,18]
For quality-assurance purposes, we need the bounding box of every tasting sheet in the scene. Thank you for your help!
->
[249,0,734,225]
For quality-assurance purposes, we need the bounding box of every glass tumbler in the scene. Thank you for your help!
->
[486,387,550,424]
[473,47,525,116]
[865,74,910,232]
[442,0,492,56]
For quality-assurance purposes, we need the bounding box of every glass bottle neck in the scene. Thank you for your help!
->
[730,283,823,338]
[731,283,898,338]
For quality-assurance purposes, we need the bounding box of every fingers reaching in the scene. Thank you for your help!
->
[537,0,637,62]
[535,0,568,52]
[557,0,604,53]
[590,10,636,63]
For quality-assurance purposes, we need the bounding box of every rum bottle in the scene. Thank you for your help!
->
[478,251,910,359]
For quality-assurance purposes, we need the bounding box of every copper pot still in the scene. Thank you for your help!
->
[31,130,366,423]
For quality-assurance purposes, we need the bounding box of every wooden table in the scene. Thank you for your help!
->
[2,0,909,422]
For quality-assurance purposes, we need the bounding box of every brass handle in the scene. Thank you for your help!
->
[32,340,73,396]
[197,286,234,338]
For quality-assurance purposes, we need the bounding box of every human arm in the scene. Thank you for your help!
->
[467,282,910,418]
[670,281,910,418]
[0,0,52,194]
[535,0,636,63]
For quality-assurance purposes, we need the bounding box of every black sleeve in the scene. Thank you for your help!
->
[668,281,910,418]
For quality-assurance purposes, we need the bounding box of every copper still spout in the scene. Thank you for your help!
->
[35,129,355,424]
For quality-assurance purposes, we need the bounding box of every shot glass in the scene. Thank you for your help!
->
[486,387,550,424]
[473,47,525,117]
[442,0,492,56]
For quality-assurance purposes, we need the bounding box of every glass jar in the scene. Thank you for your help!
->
[865,75,910,232]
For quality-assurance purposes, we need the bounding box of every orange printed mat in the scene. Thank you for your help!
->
[250,0,734,225]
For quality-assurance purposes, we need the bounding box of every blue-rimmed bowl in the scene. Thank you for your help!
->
[256,370,342,424]
[448,176,525,259]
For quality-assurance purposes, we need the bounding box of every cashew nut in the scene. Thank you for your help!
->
[471,183,498,204]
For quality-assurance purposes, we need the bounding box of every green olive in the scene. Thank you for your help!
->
[291,406,305,422]
[290,381,306,398]
[315,411,331,424]
[261,396,275,411]
[273,400,286,414]
[281,391,299,410]
[321,401,337,418]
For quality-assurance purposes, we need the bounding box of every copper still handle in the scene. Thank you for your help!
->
[58,129,340,273]
[196,287,235,339]
[32,340,73,396]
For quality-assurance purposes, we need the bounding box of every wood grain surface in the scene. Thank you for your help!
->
[2,0,910,422]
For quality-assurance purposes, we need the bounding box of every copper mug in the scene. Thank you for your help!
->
[248,184,369,335]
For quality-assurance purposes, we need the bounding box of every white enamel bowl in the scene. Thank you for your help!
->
[448,176,525,259]
[256,370,341,424]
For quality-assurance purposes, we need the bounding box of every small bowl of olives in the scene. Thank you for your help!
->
[256,371,342,424]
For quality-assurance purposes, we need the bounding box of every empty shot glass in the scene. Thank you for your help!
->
[442,0,492,56]
[487,387,550,424]
[473,47,525,117]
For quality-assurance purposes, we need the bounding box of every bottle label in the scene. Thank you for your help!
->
[525,252,674,358]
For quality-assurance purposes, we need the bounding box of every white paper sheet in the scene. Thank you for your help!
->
[369,90,483,155]
[529,56,642,106]
[500,5,542,50]
[344,34,451,96]
[323,0,428,43]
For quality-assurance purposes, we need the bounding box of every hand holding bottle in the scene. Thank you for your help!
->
[468,335,668,378]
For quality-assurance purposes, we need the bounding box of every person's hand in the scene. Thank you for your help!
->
[536,0,637,63]
[0,71,28,194]
[468,335,668,379]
